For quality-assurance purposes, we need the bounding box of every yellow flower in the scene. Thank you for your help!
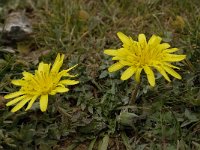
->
[104,32,186,86]
[4,53,79,112]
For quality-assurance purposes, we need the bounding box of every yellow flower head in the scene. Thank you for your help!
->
[104,32,186,86]
[4,53,79,112]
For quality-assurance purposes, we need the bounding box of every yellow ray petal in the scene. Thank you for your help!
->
[135,68,142,83]
[11,80,27,86]
[115,48,128,58]
[154,65,171,82]
[51,53,65,73]
[121,66,136,80]
[40,94,48,112]
[104,49,118,56]
[117,32,132,45]
[25,95,39,111]
[22,71,34,79]
[11,97,31,112]
[57,83,65,88]
[59,80,79,85]
[157,43,170,51]
[57,64,78,77]
[11,80,25,86]
[163,65,182,79]
[112,56,120,60]
[138,34,147,47]
[65,64,78,72]
[148,35,162,46]
[38,62,45,72]
[4,91,25,99]
[143,66,155,86]
[6,95,26,106]
[37,63,51,78]
[54,87,69,93]
[39,63,50,74]
[164,54,186,62]
[59,70,78,77]
[123,37,136,49]
[163,62,180,69]
[35,70,45,86]
[135,42,142,55]
[108,62,124,72]
[120,60,133,66]
[64,73,78,77]
[163,48,179,53]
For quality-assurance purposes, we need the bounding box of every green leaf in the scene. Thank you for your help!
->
[66,143,79,150]
[121,132,132,150]
[184,109,198,121]
[98,134,109,150]
[99,70,108,79]
[88,138,97,150]
[117,112,138,127]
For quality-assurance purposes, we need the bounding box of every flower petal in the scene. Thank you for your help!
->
[51,53,64,73]
[148,35,162,46]
[38,63,50,74]
[64,73,78,77]
[65,64,78,72]
[163,65,182,79]
[6,95,26,106]
[164,54,186,62]
[143,66,155,86]
[119,60,133,66]
[38,62,47,72]
[4,91,25,99]
[25,95,39,111]
[116,48,130,57]
[154,65,171,82]
[112,56,120,60]
[163,62,180,69]
[11,80,25,86]
[121,67,136,80]
[22,71,34,79]
[164,48,179,53]
[11,97,31,112]
[59,80,79,85]
[117,32,132,45]
[40,95,48,112]
[138,34,147,47]
[53,87,69,93]
[135,68,143,83]
[58,64,78,77]
[108,62,124,72]
[104,49,118,56]
[157,43,170,51]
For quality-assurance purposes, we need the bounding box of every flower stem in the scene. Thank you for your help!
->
[129,82,140,105]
